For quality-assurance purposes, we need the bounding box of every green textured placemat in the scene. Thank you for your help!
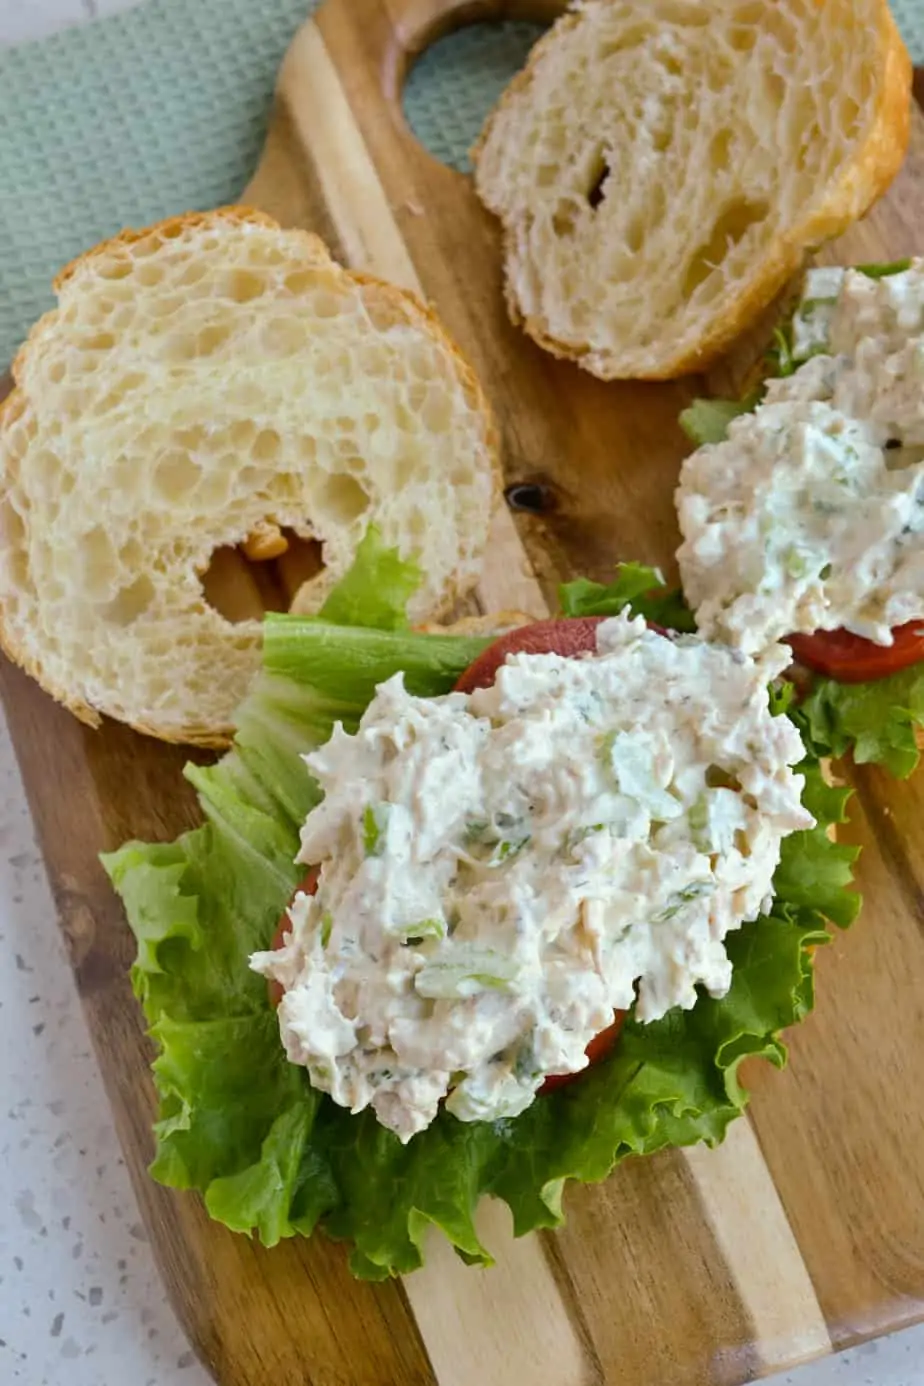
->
[0,0,921,368]
[894,0,924,56]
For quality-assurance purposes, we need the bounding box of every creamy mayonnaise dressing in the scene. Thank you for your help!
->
[676,261,924,653]
[250,614,811,1142]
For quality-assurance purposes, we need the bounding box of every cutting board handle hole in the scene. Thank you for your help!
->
[402,18,547,173]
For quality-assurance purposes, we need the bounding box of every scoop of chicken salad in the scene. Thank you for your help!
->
[676,260,924,654]
[250,612,812,1143]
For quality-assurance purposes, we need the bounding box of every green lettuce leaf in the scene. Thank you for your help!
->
[317,526,422,631]
[774,762,860,928]
[792,662,924,779]
[856,259,912,280]
[679,392,762,447]
[102,535,860,1279]
[559,562,696,632]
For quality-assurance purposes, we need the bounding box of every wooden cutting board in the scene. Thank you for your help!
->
[3,3,924,1383]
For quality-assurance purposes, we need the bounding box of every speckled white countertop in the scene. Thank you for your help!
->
[0,702,211,1386]
[1,4,924,1385]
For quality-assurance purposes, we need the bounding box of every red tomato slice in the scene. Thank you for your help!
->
[267,865,319,1008]
[454,615,668,694]
[538,1012,627,1094]
[454,617,608,693]
[787,621,924,683]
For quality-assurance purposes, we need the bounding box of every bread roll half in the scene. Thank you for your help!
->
[0,208,499,744]
[473,0,911,380]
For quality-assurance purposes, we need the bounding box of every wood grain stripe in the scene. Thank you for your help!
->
[744,780,924,1346]
[403,1200,594,1386]
[548,1147,760,1385]
[277,21,422,291]
[683,1120,831,1370]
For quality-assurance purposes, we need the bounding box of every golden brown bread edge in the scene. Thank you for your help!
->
[471,0,913,381]
[0,206,502,747]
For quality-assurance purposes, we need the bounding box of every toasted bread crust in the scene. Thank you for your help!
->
[52,206,284,293]
[12,208,305,386]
